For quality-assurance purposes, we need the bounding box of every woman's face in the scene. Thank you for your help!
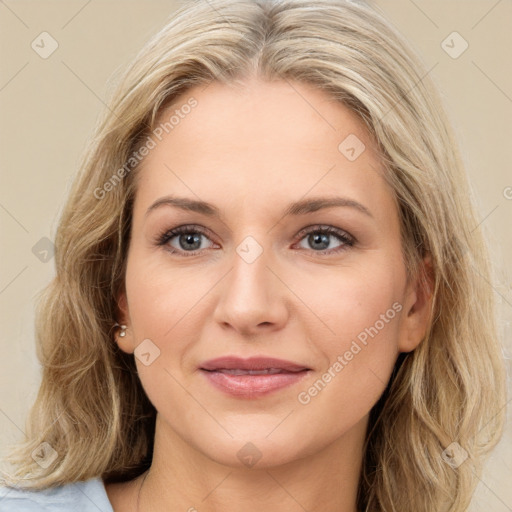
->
[116,78,429,468]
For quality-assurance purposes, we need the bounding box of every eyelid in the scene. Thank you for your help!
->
[294,224,354,243]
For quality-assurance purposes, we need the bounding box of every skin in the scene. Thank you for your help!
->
[105,77,432,512]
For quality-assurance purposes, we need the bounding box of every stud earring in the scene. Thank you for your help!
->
[114,323,127,338]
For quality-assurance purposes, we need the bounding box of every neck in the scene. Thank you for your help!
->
[137,413,367,512]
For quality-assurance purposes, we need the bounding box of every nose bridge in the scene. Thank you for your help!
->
[212,236,287,334]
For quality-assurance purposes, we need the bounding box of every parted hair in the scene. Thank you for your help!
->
[1,1,506,511]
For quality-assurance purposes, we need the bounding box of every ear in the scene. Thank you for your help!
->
[398,254,434,353]
[114,288,135,354]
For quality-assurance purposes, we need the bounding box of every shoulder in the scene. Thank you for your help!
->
[0,477,113,512]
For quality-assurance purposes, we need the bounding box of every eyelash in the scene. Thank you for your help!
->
[154,224,355,257]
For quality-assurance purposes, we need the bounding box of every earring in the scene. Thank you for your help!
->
[114,323,127,338]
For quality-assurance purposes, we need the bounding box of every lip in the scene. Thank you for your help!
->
[199,356,311,398]
[200,356,310,372]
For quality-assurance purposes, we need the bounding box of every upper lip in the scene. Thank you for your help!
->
[200,356,310,372]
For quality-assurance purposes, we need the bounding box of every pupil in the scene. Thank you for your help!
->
[310,233,329,250]
[180,233,201,250]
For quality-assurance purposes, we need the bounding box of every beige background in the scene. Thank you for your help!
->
[0,1,511,510]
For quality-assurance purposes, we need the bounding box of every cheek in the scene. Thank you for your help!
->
[298,265,403,411]
[123,252,216,408]
[295,300,402,447]
[124,249,202,340]
[319,262,404,351]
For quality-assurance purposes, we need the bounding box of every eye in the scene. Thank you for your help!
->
[155,225,216,257]
[294,225,354,255]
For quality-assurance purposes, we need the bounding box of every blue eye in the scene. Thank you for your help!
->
[156,225,214,256]
[156,224,355,257]
[295,225,354,254]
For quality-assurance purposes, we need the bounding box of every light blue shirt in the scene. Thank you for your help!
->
[0,477,113,511]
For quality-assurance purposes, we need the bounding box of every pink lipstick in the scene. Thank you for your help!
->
[199,356,311,398]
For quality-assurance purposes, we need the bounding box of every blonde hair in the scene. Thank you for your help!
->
[2,0,506,510]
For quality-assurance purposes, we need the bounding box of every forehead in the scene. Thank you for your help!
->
[132,78,393,219]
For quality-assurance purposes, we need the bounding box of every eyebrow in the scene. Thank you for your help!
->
[145,195,373,219]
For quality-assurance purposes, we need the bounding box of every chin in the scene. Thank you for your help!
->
[207,438,310,470]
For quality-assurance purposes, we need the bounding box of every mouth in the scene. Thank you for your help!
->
[199,356,311,398]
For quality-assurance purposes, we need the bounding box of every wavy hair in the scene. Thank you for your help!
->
[1,1,506,510]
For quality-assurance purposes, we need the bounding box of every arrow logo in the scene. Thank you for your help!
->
[31,31,59,59]
[31,442,58,468]
[338,134,365,161]
[32,236,55,262]
[134,339,161,366]
[236,236,263,264]
[441,32,468,59]
[236,442,262,468]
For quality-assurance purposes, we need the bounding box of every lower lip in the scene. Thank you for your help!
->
[200,369,310,398]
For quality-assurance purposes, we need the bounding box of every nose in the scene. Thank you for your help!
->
[212,245,289,337]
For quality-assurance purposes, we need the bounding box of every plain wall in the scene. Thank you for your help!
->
[0,1,510,510]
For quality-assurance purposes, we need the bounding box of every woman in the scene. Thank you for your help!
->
[0,0,506,511]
